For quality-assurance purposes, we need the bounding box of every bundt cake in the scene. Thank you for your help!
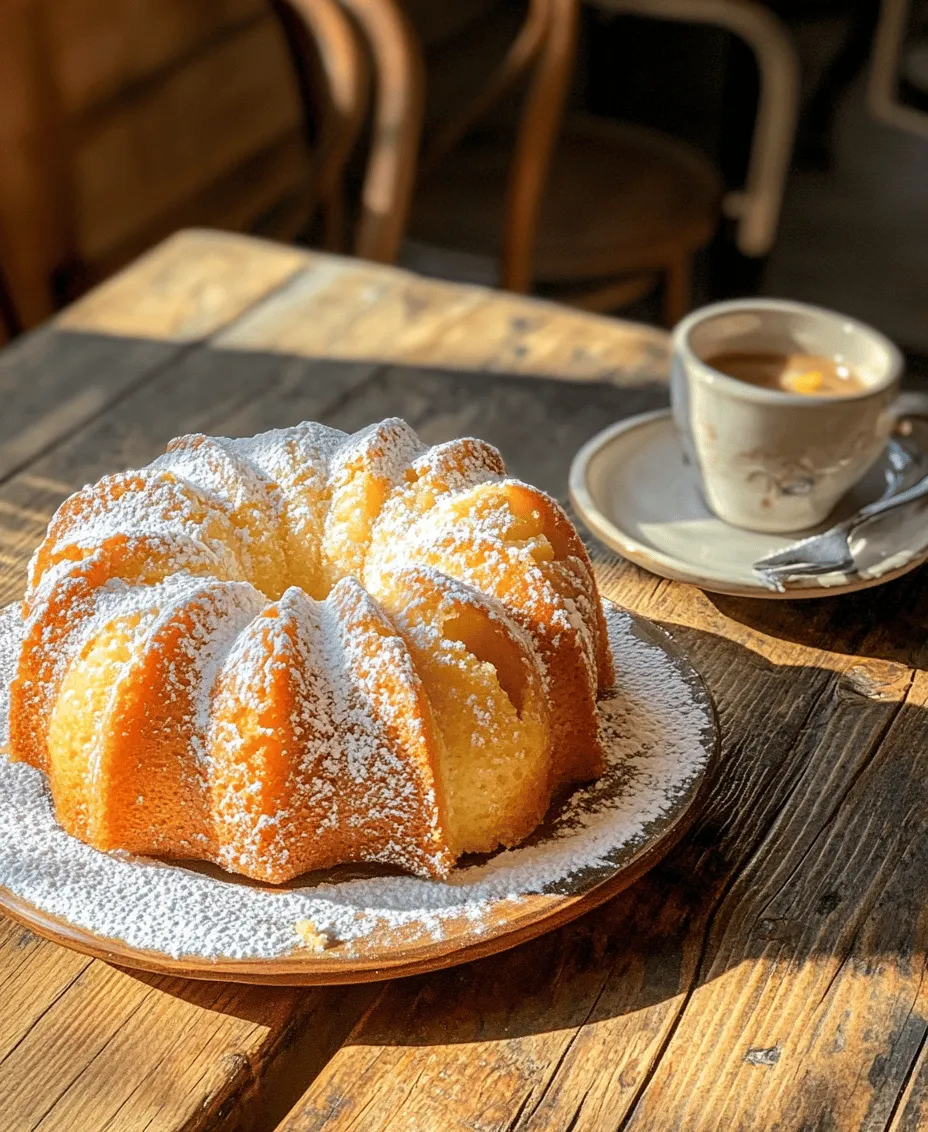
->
[8,419,614,883]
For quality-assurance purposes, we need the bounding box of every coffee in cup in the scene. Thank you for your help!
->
[702,351,867,397]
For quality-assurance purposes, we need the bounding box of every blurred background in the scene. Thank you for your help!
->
[1,0,926,358]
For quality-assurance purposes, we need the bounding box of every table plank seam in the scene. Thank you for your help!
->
[823,664,917,815]
[172,357,381,451]
[798,859,927,1132]
[89,988,253,1132]
[812,827,919,1021]
[6,230,926,1132]
[513,970,618,1130]
[0,958,93,1074]
[813,917,870,1016]
[611,669,852,1128]
[505,1090,534,1132]
[329,983,392,1054]
[28,983,166,1132]
[0,353,379,553]
[0,341,205,491]
[0,937,51,994]
[174,1047,252,1132]
[613,965,698,1132]
[273,986,392,1131]
[310,365,392,429]
[884,964,928,1132]
[335,1087,384,1132]
[713,670,840,899]
[753,667,917,922]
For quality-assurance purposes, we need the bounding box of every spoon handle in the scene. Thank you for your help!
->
[853,471,928,525]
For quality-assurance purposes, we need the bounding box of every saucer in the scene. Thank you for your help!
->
[570,409,928,599]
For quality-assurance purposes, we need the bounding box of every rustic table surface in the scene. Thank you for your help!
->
[1,229,927,1132]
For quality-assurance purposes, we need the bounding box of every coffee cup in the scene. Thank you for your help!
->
[670,298,919,533]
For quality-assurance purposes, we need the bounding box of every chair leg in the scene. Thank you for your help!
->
[321,194,346,252]
[663,252,691,327]
[0,262,22,342]
[274,0,368,250]
[501,0,580,293]
[420,0,551,177]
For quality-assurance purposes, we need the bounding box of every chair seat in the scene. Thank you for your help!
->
[411,114,723,284]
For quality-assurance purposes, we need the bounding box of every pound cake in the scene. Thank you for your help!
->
[8,419,614,883]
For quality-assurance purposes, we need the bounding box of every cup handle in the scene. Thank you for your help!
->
[891,391,928,431]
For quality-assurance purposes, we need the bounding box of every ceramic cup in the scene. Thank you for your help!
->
[671,298,909,533]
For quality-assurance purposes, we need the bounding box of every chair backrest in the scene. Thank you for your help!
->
[0,0,365,331]
[275,0,369,251]
[335,0,424,264]
[342,0,580,290]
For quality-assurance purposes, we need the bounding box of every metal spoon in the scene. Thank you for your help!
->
[753,471,928,588]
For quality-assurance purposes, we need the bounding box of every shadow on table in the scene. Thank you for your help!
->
[99,488,928,1127]
[707,571,928,669]
[0,325,670,506]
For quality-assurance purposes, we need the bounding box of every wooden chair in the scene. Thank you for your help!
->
[425,6,723,320]
[0,0,367,333]
[345,0,798,324]
[869,0,928,137]
[597,0,800,258]
[328,0,520,265]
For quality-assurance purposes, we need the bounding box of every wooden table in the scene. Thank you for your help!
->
[1,230,927,1132]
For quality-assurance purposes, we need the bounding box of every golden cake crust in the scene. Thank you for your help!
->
[9,419,614,882]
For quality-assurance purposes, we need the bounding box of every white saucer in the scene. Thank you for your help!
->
[570,409,928,599]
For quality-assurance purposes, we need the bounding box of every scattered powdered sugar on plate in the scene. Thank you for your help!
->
[0,600,715,964]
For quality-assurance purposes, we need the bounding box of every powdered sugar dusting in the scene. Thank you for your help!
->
[0,601,714,964]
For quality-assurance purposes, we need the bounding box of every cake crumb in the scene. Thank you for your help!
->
[294,919,330,951]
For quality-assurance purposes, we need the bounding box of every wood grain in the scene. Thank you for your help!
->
[0,960,375,1132]
[216,254,670,380]
[47,0,265,115]
[277,562,928,1132]
[57,228,310,340]
[0,232,672,1130]
[3,231,928,1131]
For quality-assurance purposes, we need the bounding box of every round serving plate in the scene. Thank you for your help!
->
[0,599,718,985]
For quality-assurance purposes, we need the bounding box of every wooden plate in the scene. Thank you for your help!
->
[0,602,719,985]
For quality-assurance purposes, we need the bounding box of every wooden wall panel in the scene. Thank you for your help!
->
[401,0,503,49]
[47,0,266,114]
[73,15,309,263]
[91,134,315,279]
[0,0,316,331]
[0,0,70,325]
